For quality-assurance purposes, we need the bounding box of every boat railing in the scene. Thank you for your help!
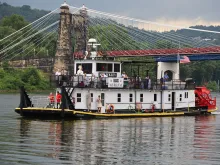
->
[50,75,195,90]
[31,96,50,108]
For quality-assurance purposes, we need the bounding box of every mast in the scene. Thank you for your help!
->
[176,41,180,80]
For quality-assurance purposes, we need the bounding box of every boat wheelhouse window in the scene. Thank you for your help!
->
[91,93,93,102]
[180,94,182,101]
[114,64,120,72]
[168,94,171,101]
[154,94,157,102]
[140,94,143,102]
[97,63,113,72]
[77,93,81,102]
[118,93,121,102]
[76,63,92,74]
[129,93,133,102]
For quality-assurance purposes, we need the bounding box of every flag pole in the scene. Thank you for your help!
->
[177,41,180,80]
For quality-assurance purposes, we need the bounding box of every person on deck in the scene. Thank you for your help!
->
[48,92,55,108]
[97,95,102,113]
[122,72,126,78]
[55,69,61,86]
[164,72,169,81]
[145,75,149,89]
[56,91,62,109]
[148,77,151,89]
[101,73,107,88]
[91,73,96,88]
[77,65,84,75]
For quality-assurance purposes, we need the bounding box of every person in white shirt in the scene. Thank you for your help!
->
[55,69,61,86]
[91,73,96,88]
[77,65,84,75]
[122,71,126,78]
[101,73,107,88]
[55,69,61,76]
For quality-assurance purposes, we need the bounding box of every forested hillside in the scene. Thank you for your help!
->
[0,2,49,22]
[177,25,220,45]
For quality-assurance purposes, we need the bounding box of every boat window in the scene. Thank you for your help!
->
[140,94,143,102]
[168,94,171,101]
[114,64,120,72]
[76,63,92,74]
[77,93,81,102]
[185,92,188,98]
[154,94,157,102]
[129,93,133,102]
[97,63,113,72]
[118,93,121,102]
[91,93,93,102]
[180,94,182,101]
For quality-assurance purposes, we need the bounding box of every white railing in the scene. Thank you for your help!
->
[31,96,50,108]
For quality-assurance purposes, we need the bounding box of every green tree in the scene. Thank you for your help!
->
[1,14,29,30]
[207,81,218,91]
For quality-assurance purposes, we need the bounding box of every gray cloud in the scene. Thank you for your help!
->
[2,0,220,25]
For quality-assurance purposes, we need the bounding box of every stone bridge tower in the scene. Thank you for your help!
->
[72,5,88,54]
[53,2,73,73]
[53,2,88,73]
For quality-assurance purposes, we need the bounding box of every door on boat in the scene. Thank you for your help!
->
[101,93,105,113]
[172,92,176,111]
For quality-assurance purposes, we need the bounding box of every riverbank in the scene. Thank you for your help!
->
[0,67,52,93]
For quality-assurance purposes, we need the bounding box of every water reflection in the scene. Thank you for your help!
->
[193,115,217,161]
[20,118,31,139]
[16,115,220,165]
[48,121,62,159]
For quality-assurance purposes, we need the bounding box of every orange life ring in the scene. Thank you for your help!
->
[107,104,114,113]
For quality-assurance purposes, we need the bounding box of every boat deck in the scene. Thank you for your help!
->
[15,107,217,119]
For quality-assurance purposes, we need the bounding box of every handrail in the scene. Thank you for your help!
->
[31,96,50,108]
[50,75,195,90]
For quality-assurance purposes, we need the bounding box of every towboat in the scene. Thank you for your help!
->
[15,39,217,119]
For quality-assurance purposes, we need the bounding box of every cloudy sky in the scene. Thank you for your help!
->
[2,0,220,27]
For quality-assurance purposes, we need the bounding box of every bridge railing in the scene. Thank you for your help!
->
[50,75,195,90]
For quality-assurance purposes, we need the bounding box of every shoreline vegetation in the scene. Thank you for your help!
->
[0,63,54,93]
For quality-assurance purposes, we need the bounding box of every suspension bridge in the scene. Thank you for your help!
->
[1,1,220,69]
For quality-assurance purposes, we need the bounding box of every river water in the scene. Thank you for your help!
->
[0,94,220,165]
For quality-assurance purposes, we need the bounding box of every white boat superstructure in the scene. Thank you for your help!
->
[54,38,200,113]
[16,38,217,119]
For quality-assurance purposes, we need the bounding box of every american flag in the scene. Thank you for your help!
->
[180,56,190,64]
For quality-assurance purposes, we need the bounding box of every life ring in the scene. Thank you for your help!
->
[107,104,114,113]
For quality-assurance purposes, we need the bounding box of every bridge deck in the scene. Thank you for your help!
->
[74,46,220,61]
